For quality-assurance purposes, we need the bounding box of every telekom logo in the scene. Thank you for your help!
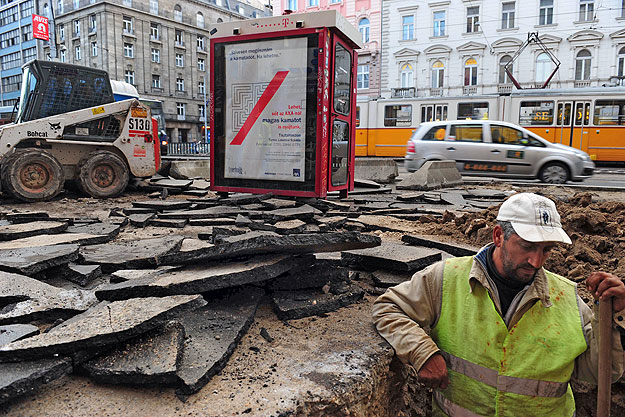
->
[282,18,291,28]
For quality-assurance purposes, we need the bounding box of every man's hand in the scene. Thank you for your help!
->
[586,272,625,312]
[418,353,449,390]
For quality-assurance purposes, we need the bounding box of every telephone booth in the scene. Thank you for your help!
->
[209,10,362,198]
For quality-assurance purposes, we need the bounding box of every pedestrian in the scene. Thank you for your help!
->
[372,192,625,416]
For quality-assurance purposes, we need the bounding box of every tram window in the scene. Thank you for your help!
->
[333,43,351,116]
[557,103,572,125]
[519,101,554,125]
[384,105,412,126]
[355,106,360,127]
[420,104,448,122]
[458,102,489,120]
[574,102,590,126]
[450,125,482,142]
[594,100,625,125]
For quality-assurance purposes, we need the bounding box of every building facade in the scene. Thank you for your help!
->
[0,0,272,142]
[273,0,382,98]
[0,0,38,108]
[381,0,625,99]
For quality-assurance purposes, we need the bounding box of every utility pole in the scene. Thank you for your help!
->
[203,73,208,143]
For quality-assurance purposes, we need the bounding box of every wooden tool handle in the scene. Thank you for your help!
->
[597,297,613,417]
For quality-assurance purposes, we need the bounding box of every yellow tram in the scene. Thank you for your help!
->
[355,87,625,162]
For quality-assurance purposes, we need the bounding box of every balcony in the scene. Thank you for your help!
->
[463,86,478,95]
[609,76,625,86]
[497,84,513,94]
[151,87,163,93]
[175,90,187,97]
[391,87,416,98]
[574,80,591,88]
[175,41,185,48]
[429,87,443,96]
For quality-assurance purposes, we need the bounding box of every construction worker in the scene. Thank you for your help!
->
[372,192,625,416]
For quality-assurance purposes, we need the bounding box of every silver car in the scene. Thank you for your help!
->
[404,120,595,183]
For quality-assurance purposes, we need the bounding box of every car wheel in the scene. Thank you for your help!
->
[539,162,569,184]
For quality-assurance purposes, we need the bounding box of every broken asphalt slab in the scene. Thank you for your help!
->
[341,241,442,272]
[401,234,478,257]
[0,324,39,347]
[271,284,365,320]
[79,321,185,386]
[95,255,297,301]
[176,287,263,394]
[0,221,68,241]
[0,357,72,405]
[0,245,79,275]
[0,233,113,250]
[132,200,193,211]
[157,206,242,220]
[0,295,206,362]
[157,231,381,266]
[79,236,184,272]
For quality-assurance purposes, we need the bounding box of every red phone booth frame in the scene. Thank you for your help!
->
[209,11,362,198]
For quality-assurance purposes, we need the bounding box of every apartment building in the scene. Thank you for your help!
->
[381,0,625,98]
[0,0,271,142]
[273,0,382,98]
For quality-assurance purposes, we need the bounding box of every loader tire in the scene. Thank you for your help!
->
[1,149,65,202]
[77,151,129,198]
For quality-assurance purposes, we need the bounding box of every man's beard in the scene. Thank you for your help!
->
[501,249,538,284]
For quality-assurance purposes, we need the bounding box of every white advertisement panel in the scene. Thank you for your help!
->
[224,37,308,182]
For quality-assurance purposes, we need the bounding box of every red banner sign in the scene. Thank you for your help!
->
[32,15,49,41]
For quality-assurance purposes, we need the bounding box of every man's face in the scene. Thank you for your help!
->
[496,229,556,284]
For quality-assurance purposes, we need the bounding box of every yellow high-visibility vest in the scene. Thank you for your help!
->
[430,256,587,416]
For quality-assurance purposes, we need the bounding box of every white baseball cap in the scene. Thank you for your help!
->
[496,193,571,244]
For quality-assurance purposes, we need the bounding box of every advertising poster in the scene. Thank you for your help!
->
[224,38,307,182]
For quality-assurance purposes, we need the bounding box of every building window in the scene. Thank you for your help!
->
[89,14,96,32]
[286,0,297,11]
[539,0,553,25]
[123,0,131,6]
[618,47,625,77]
[22,47,36,63]
[73,19,80,36]
[123,16,133,34]
[59,24,65,41]
[73,0,79,9]
[1,74,21,93]
[91,41,97,56]
[464,58,478,86]
[308,0,318,6]
[0,52,20,70]
[20,0,33,18]
[400,63,414,88]
[21,25,32,42]
[0,6,18,26]
[125,70,134,84]
[174,4,182,22]
[622,0,625,18]
[57,0,64,14]
[499,55,513,83]
[0,28,19,48]
[357,64,369,89]
[177,103,186,116]
[175,29,183,46]
[198,58,205,71]
[359,18,370,43]
[402,15,414,40]
[75,45,81,60]
[176,78,184,91]
[579,0,594,21]
[150,23,159,40]
[433,11,446,37]
[175,53,184,67]
[149,0,158,15]
[536,52,553,83]
[197,12,204,28]
[151,48,160,63]
[152,74,161,88]
[501,2,515,29]
[575,49,591,80]
[197,35,205,50]
[60,49,66,62]
[466,6,479,33]
[124,43,134,58]
[198,81,205,94]
[199,105,205,119]
[431,60,444,88]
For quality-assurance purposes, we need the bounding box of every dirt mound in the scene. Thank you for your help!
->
[425,192,625,303]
